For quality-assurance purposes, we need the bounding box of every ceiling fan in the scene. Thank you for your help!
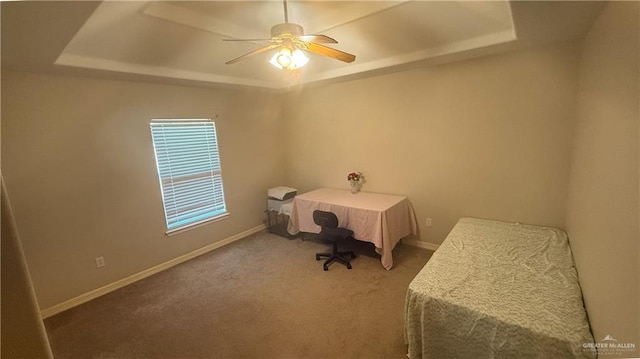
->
[223,0,356,70]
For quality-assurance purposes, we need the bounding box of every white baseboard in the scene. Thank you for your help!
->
[41,224,266,319]
[403,238,440,251]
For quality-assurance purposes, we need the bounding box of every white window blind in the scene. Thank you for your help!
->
[150,119,228,233]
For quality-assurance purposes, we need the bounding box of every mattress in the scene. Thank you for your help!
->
[404,217,595,359]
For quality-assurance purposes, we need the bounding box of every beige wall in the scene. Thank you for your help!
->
[566,1,640,353]
[283,43,580,245]
[1,71,285,309]
[1,178,53,358]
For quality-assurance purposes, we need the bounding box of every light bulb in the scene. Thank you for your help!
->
[291,49,309,69]
[270,47,308,70]
[270,48,290,69]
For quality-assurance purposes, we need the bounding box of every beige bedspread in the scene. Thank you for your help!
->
[404,217,595,358]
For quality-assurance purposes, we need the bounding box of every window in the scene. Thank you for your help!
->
[150,119,228,234]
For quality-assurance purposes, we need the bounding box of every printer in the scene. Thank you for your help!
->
[267,186,297,216]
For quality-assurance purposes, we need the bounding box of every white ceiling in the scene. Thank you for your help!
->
[1,1,606,90]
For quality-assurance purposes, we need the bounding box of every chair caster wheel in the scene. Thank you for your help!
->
[323,265,328,271]
[315,255,320,260]
[347,263,352,269]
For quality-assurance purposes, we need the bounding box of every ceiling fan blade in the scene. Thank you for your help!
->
[298,34,337,44]
[226,44,281,65]
[305,42,356,63]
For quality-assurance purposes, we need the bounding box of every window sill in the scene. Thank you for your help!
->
[165,212,230,236]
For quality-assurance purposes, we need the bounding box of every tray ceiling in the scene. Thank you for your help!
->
[2,1,606,90]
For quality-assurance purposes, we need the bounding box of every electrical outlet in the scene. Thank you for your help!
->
[425,218,432,227]
[95,256,105,268]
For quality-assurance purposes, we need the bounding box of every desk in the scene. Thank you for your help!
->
[287,188,418,270]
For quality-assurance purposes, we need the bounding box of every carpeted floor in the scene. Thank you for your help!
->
[44,231,432,359]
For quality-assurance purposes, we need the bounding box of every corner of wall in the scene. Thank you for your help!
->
[565,1,640,353]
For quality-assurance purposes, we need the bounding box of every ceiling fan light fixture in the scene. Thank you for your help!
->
[225,0,355,68]
[269,47,308,70]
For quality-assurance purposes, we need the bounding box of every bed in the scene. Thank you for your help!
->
[404,217,595,358]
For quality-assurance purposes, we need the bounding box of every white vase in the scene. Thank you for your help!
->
[350,181,359,194]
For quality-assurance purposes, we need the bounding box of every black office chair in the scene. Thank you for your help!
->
[313,210,356,271]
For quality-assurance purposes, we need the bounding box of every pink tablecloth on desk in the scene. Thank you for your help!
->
[287,188,418,270]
